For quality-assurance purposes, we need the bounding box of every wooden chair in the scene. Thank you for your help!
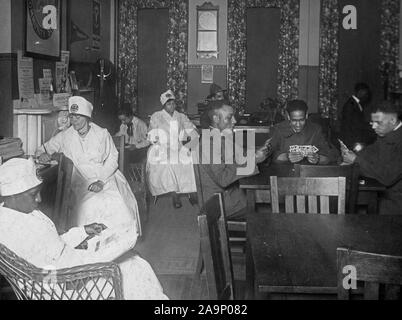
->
[193,163,246,249]
[53,154,74,232]
[270,176,346,214]
[337,248,402,300]
[0,243,123,300]
[198,194,235,300]
[112,135,125,173]
[296,163,359,213]
[127,162,148,226]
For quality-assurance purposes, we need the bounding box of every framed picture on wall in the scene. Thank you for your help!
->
[26,0,61,59]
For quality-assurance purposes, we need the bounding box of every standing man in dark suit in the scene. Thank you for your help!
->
[340,83,377,149]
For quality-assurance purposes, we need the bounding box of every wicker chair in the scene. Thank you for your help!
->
[0,243,124,300]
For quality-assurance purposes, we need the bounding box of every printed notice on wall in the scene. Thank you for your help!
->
[38,78,53,108]
[201,65,214,84]
[17,51,35,101]
[61,51,70,70]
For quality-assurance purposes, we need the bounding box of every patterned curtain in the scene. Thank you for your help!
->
[380,0,400,96]
[318,0,339,119]
[227,0,300,113]
[117,0,188,109]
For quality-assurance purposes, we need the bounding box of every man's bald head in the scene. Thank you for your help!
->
[208,100,237,131]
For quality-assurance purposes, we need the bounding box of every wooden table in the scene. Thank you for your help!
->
[246,212,402,299]
[239,164,386,214]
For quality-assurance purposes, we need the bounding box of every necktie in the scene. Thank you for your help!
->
[127,122,134,137]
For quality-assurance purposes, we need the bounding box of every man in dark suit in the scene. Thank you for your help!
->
[339,83,377,149]
[342,101,402,215]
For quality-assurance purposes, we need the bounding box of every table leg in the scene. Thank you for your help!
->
[246,190,256,212]
[367,192,379,215]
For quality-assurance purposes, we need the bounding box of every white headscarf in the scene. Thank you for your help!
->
[0,158,42,197]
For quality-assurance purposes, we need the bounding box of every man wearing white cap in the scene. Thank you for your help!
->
[36,96,141,235]
[0,158,167,299]
[147,90,198,208]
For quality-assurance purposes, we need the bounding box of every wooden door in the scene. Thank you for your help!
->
[137,8,169,118]
[246,8,281,113]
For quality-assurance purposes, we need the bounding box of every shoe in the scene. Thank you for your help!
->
[188,193,198,206]
[172,194,182,209]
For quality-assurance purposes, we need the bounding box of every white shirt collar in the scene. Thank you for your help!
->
[393,122,402,132]
[352,95,360,104]
[352,95,362,112]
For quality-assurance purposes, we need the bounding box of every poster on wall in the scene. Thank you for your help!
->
[201,65,214,84]
[17,51,35,101]
[92,0,101,51]
[25,0,61,59]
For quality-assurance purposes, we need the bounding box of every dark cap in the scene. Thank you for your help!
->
[209,83,226,96]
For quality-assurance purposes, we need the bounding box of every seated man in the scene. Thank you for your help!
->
[207,83,227,102]
[200,83,228,129]
[197,100,270,220]
[116,103,150,150]
[116,103,150,164]
[270,100,331,165]
[339,83,376,149]
[0,158,167,300]
[342,101,402,215]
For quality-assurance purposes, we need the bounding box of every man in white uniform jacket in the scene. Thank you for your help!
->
[37,96,141,235]
[0,158,167,300]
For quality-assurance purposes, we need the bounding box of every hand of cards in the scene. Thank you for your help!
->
[289,145,319,157]
[338,139,350,152]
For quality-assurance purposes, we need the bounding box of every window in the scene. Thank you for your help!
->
[197,2,219,59]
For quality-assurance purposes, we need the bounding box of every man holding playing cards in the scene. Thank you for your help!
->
[269,100,331,165]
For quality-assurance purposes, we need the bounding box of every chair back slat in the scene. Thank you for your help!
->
[320,196,330,214]
[198,194,234,300]
[308,196,318,213]
[285,196,294,213]
[337,247,402,300]
[297,163,359,213]
[364,282,380,300]
[296,196,306,213]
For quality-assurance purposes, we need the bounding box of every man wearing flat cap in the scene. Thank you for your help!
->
[0,158,167,299]
[36,96,141,235]
[269,100,331,165]
[207,83,227,101]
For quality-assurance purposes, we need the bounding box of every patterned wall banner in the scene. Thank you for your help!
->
[117,0,188,109]
[380,0,400,96]
[318,0,339,119]
[227,0,300,113]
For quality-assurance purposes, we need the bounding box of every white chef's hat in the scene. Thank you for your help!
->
[160,90,175,106]
[69,96,93,118]
[0,158,42,197]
